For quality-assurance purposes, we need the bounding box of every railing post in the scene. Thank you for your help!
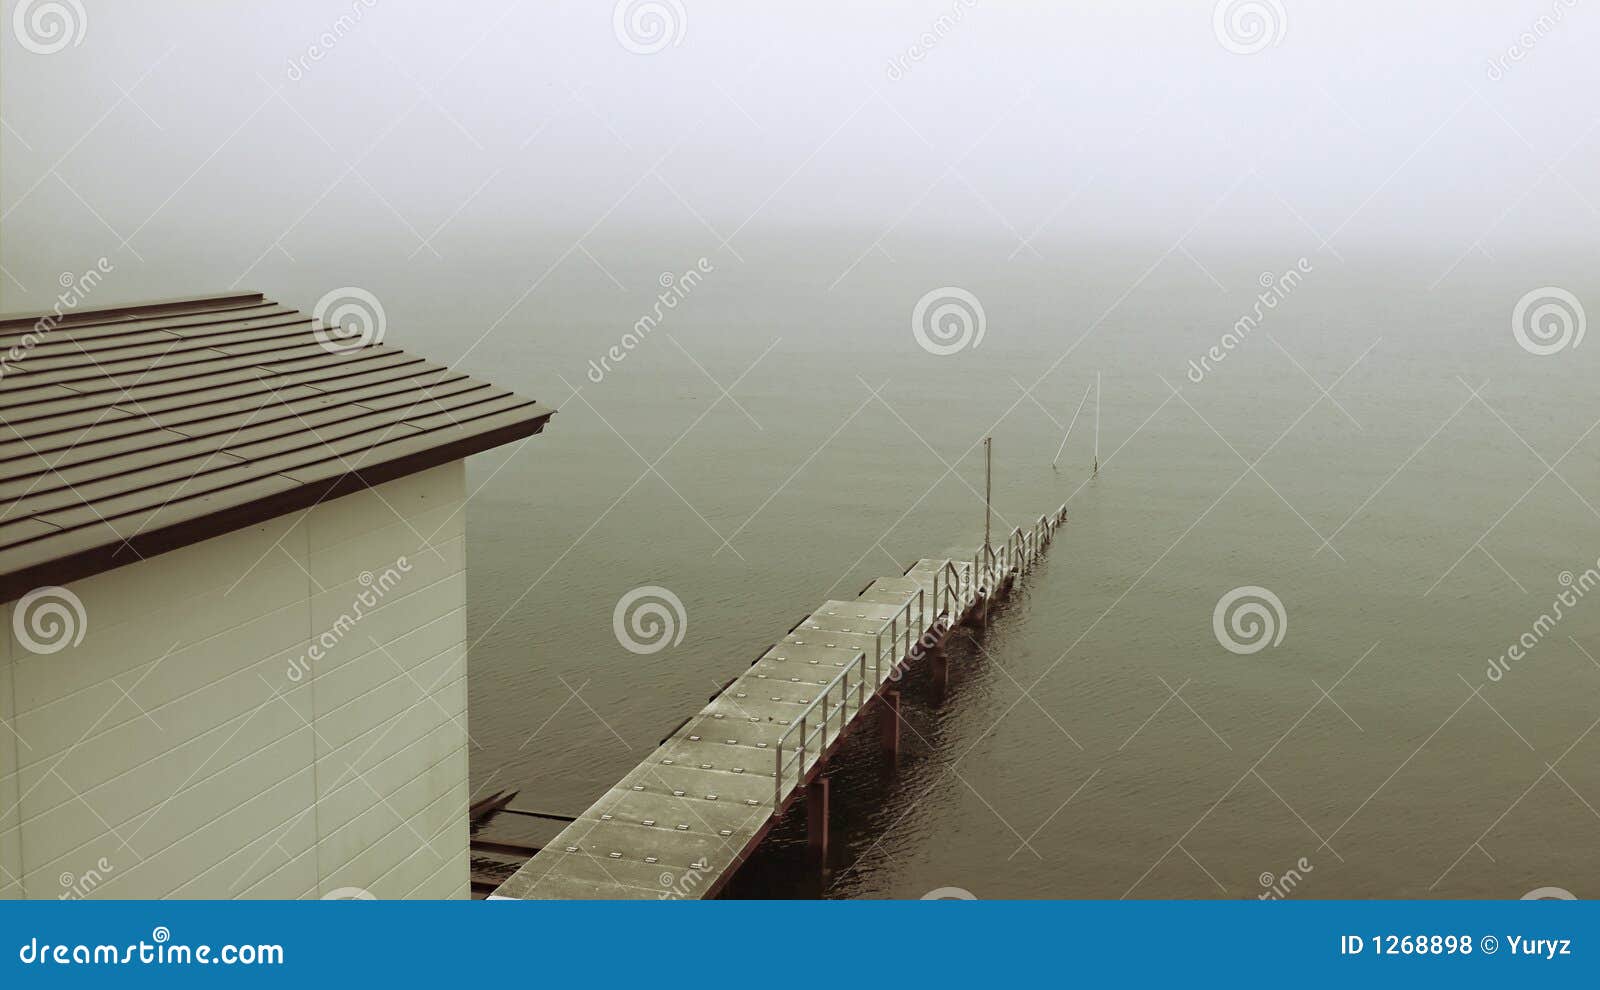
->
[774,740,782,808]
[798,715,807,774]
[821,692,830,752]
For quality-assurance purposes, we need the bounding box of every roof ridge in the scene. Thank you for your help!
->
[0,291,266,330]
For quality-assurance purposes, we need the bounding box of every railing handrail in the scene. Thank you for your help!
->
[772,584,925,803]
[770,509,1070,807]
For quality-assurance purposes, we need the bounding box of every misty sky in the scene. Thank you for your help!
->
[2,1,1597,320]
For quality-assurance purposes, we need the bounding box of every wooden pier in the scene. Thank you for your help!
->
[491,506,1068,900]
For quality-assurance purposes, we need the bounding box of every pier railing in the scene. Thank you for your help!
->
[770,504,1067,808]
[773,584,931,805]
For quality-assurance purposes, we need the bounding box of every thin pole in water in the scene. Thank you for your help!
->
[983,436,992,555]
[1093,370,1101,476]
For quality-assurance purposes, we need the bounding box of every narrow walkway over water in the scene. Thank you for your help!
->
[492,507,1068,899]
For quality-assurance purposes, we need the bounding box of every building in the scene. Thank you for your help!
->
[0,291,553,899]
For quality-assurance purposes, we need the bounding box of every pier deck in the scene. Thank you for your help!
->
[492,508,1066,899]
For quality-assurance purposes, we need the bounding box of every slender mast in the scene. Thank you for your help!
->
[983,436,992,554]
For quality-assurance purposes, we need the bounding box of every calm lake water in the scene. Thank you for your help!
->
[393,241,1600,900]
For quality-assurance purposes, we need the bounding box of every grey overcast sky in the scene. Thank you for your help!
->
[2,1,1597,310]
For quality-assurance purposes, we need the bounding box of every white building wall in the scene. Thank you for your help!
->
[0,461,470,900]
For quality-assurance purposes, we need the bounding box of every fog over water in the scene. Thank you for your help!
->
[5,2,1600,898]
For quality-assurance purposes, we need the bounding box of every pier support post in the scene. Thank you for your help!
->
[931,648,948,696]
[806,775,830,861]
[879,690,901,764]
